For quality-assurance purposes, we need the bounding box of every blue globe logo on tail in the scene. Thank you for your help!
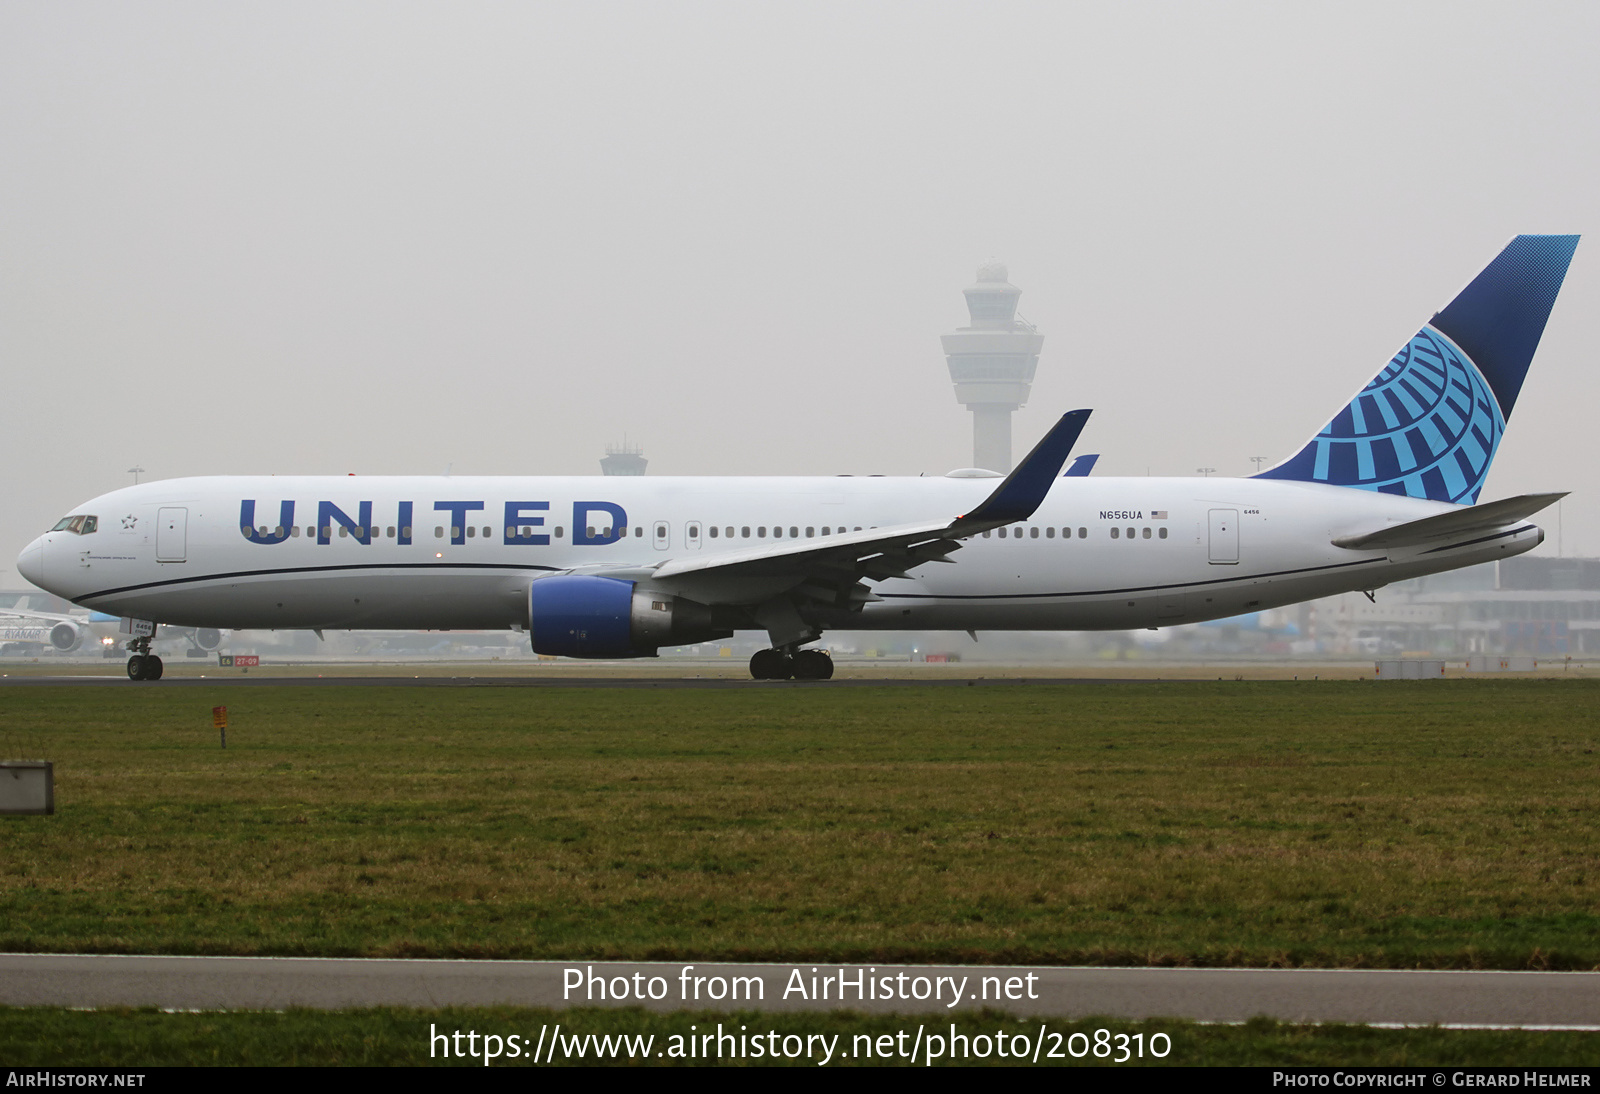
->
[1257,234,1578,505]
[1303,327,1502,503]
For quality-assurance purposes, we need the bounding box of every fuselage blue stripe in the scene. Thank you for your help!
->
[74,561,565,603]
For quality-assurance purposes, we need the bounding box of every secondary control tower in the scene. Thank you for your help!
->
[941,263,1045,473]
[600,441,647,476]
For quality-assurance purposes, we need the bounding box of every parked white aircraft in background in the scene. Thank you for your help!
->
[16,236,1579,680]
[0,602,224,659]
[0,615,81,656]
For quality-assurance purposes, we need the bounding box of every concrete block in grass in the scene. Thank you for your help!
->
[0,761,54,815]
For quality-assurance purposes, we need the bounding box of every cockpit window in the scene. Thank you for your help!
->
[50,515,98,535]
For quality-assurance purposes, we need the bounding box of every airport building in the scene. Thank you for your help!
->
[1321,555,1600,658]
[1237,556,1600,659]
[941,263,1045,473]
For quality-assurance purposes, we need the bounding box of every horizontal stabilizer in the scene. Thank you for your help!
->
[1063,454,1100,477]
[1332,493,1565,550]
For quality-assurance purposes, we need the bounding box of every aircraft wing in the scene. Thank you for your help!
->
[0,607,81,625]
[1332,492,1566,551]
[646,515,964,608]
[611,411,1091,633]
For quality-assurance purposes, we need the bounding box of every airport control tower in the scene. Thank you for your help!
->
[941,263,1045,473]
[600,441,647,476]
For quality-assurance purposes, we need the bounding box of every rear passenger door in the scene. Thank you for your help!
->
[1208,509,1238,564]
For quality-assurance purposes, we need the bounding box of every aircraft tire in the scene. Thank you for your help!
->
[792,649,834,680]
[749,649,791,680]
[145,655,164,681]
[126,655,146,681]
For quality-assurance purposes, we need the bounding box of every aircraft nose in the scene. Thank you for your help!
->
[16,537,45,589]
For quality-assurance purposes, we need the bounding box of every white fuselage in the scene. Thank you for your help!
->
[16,474,1543,636]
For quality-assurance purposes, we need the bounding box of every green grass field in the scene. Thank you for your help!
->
[2,679,1597,968]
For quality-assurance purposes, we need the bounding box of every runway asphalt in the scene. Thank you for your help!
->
[2,955,1596,1027]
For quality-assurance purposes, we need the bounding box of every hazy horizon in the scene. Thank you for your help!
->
[5,2,1598,589]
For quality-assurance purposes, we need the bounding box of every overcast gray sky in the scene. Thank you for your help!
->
[3,1,1598,588]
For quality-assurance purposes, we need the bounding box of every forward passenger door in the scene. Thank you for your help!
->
[157,508,188,563]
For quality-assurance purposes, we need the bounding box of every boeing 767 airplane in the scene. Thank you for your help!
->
[17,235,1579,680]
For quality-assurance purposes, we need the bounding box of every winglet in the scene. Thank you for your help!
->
[957,410,1091,526]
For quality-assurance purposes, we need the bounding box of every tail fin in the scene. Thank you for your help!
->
[1256,234,1578,503]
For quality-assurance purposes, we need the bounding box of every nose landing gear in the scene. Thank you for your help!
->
[748,647,834,681]
[125,637,163,681]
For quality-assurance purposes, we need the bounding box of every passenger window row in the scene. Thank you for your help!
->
[255,522,879,542]
[707,526,863,539]
[979,526,1169,540]
[981,526,1090,539]
[250,521,1171,544]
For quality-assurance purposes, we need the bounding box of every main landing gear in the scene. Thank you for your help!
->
[749,647,834,681]
[126,637,163,681]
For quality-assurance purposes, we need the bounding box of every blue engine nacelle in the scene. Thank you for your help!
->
[527,575,729,658]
